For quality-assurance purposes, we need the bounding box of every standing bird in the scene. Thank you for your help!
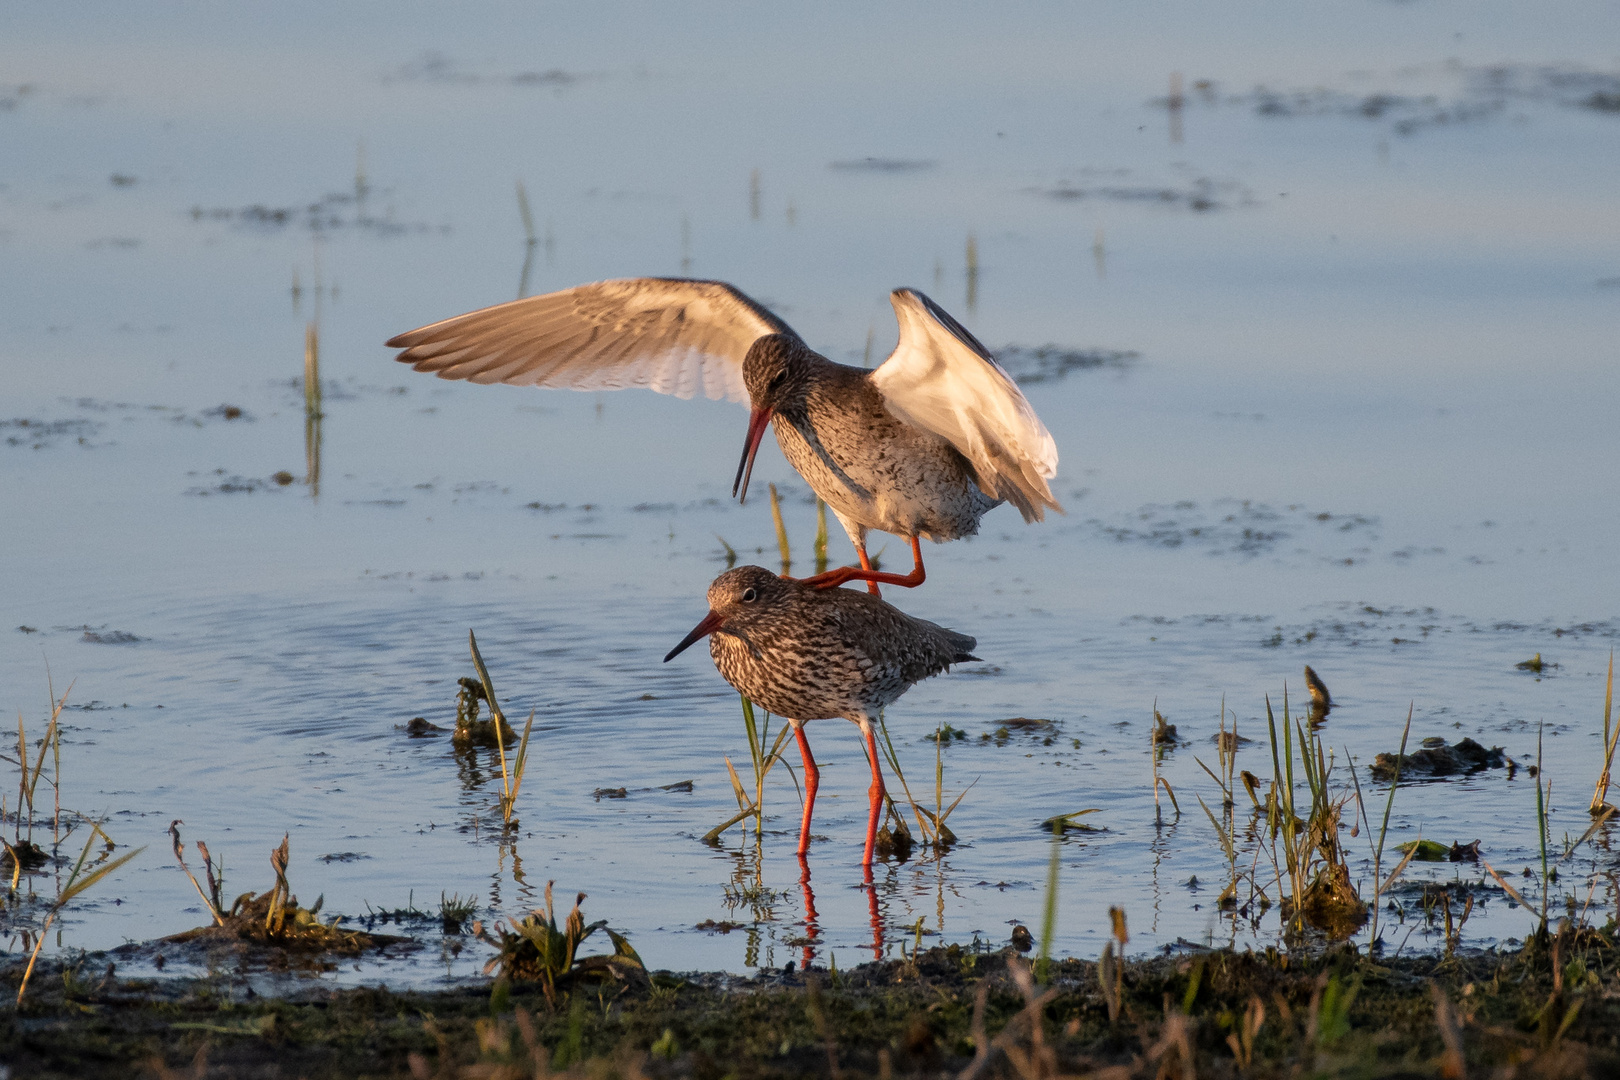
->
[389,279,1062,594]
[663,565,978,866]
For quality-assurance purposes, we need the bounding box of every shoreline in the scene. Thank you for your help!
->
[4,930,1617,1078]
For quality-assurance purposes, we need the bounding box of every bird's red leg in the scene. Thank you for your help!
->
[794,722,819,857]
[796,536,927,594]
[857,542,880,596]
[860,723,885,867]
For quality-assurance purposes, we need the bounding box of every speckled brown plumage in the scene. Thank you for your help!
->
[665,565,978,866]
[700,564,978,721]
[744,335,998,550]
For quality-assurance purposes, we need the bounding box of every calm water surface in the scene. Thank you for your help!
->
[2,2,1618,985]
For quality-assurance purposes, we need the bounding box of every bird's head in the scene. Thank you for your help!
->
[733,334,813,502]
[663,566,789,662]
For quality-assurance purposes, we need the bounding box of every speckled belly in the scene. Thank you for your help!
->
[773,418,992,542]
[709,632,904,722]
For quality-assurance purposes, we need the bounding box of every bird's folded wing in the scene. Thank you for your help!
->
[871,289,1062,522]
[387,278,797,403]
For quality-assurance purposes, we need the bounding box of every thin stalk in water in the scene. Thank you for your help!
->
[769,483,791,573]
[813,499,828,574]
[1036,820,1062,983]
[1536,721,1549,925]
[1589,653,1616,814]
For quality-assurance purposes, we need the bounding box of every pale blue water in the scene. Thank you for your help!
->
[2,2,1618,985]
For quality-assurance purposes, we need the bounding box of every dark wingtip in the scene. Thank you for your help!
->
[385,333,410,349]
[956,652,982,664]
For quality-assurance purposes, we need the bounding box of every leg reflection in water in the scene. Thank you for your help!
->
[797,854,820,971]
[865,862,885,960]
[795,855,887,966]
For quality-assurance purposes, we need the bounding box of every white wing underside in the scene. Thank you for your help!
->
[387,278,796,403]
[871,289,1062,523]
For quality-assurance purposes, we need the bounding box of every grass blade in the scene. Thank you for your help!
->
[1196,794,1235,862]
[1481,858,1533,912]
[468,631,511,802]
[723,756,750,813]
[60,844,145,906]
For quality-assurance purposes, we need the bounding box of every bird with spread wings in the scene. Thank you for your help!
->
[389,278,1060,594]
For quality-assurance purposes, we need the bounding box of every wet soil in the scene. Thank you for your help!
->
[5,931,1618,1078]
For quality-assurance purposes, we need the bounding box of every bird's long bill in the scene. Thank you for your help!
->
[731,406,774,503]
[663,610,726,663]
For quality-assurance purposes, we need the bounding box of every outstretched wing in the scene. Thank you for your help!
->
[387,278,797,403]
[870,289,1062,522]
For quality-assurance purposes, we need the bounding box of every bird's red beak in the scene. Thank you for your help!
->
[664,609,726,662]
[731,406,774,503]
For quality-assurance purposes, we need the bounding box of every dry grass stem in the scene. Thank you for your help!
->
[769,483,792,573]
[1589,653,1617,814]
[469,630,535,827]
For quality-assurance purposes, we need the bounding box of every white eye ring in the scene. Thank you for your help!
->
[742,588,758,602]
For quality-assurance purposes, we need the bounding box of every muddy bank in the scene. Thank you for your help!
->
[4,930,1618,1078]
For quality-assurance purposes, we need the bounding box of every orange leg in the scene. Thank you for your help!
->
[856,543,879,596]
[795,536,927,596]
[794,723,819,857]
[860,723,885,867]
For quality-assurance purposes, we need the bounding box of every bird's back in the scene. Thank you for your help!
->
[709,579,977,722]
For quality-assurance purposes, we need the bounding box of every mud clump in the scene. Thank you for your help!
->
[1370,736,1505,780]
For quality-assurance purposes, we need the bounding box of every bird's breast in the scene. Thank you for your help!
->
[708,623,890,721]
[774,395,989,541]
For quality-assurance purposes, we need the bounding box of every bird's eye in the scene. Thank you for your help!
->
[741,588,758,602]
[767,372,786,389]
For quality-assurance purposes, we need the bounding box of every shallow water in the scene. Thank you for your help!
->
[2,3,1618,986]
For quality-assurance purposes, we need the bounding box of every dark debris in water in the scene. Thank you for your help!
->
[387,51,588,89]
[588,778,702,799]
[980,717,1062,747]
[1260,607,1617,653]
[81,629,141,645]
[1086,499,1377,558]
[1370,736,1506,781]
[1213,62,1620,135]
[1397,838,1483,863]
[0,83,37,111]
[190,191,443,237]
[828,158,938,173]
[185,469,290,496]
[1,416,104,450]
[992,344,1138,385]
[1036,172,1251,212]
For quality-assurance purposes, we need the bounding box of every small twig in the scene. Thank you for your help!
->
[168,820,223,926]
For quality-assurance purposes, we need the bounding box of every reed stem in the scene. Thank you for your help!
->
[769,484,791,573]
